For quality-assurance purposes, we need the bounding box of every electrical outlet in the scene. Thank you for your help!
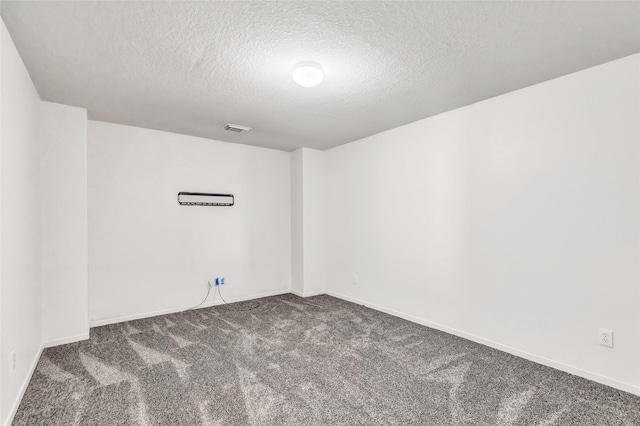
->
[220,277,225,285]
[352,274,358,285]
[12,351,16,370]
[598,329,614,348]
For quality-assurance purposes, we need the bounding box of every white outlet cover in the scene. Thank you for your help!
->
[352,274,358,284]
[598,328,614,348]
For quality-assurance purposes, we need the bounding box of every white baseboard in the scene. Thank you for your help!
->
[43,332,90,348]
[4,343,44,426]
[326,290,640,397]
[90,288,291,327]
[291,289,325,298]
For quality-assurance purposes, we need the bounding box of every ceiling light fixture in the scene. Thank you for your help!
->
[292,62,324,87]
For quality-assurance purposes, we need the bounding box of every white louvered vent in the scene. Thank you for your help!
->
[224,123,252,133]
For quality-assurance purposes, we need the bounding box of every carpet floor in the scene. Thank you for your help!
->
[13,294,640,425]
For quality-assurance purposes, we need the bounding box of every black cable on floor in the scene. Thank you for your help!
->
[187,281,213,311]
[217,285,261,311]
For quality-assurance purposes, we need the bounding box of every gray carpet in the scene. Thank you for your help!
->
[13,294,640,425]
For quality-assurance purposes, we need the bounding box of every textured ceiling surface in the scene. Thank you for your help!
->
[2,1,639,151]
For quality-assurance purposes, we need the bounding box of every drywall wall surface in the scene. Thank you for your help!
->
[0,19,42,425]
[0,18,2,423]
[325,54,640,391]
[40,101,88,346]
[301,148,326,296]
[291,149,304,295]
[0,16,3,424]
[88,121,291,324]
[290,148,326,297]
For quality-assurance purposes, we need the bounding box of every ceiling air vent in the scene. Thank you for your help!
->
[224,123,252,134]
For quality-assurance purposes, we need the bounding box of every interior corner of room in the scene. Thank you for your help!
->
[1,2,639,425]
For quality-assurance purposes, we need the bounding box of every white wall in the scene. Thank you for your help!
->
[325,54,640,393]
[300,149,326,296]
[40,101,88,346]
[88,121,291,324]
[0,19,42,425]
[291,149,304,295]
[291,148,326,297]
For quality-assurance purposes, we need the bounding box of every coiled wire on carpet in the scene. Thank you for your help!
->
[215,284,260,311]
[188,281,260,311]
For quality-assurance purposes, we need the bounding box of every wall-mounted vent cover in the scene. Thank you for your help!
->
[178,192,234,206]
[224,123,252,134]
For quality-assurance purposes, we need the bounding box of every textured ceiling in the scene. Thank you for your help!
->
[2,1,639,151]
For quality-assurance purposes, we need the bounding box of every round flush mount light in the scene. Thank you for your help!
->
[292,62,324,87]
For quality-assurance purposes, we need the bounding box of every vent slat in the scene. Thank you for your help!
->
[224,123,252,134]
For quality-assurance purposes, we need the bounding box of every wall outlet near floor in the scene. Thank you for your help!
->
[12,351,16,370]
[598,329,614,348]
[352,274,358,285]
